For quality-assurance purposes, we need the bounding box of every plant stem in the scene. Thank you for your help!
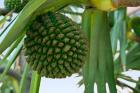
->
[82,8,93,93]
[82,8,117,93]
[19,64,30,93]
[29,71,41,93]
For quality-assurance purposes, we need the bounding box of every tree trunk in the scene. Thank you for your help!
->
[115,0,140,7]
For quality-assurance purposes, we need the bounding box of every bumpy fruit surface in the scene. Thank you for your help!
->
[4,0,29,12]
[24,12,88,78]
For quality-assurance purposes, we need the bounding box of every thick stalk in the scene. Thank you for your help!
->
[102,12,117,93]
[82,8,94,93]
[29,71,41,93]
[82,8,117,93]
[19,64,30,93]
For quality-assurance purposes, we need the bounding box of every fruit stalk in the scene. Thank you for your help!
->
[19,64,30,93]
[90,0,116,11]
[29,71,41,93]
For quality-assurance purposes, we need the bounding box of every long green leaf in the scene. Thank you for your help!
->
[0,37,24,79]
[0,34,24,66]
[114,43,140,72]
[111,8,127,71]
[0,0,48,54]
[118,8,127,71]
[0,10,13,29]
[0,0,74,55]
[36,0,73,15]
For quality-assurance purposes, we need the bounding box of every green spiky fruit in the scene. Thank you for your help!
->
[130,17,140,37]
[4,0,29,12]
[24,12,88,78]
